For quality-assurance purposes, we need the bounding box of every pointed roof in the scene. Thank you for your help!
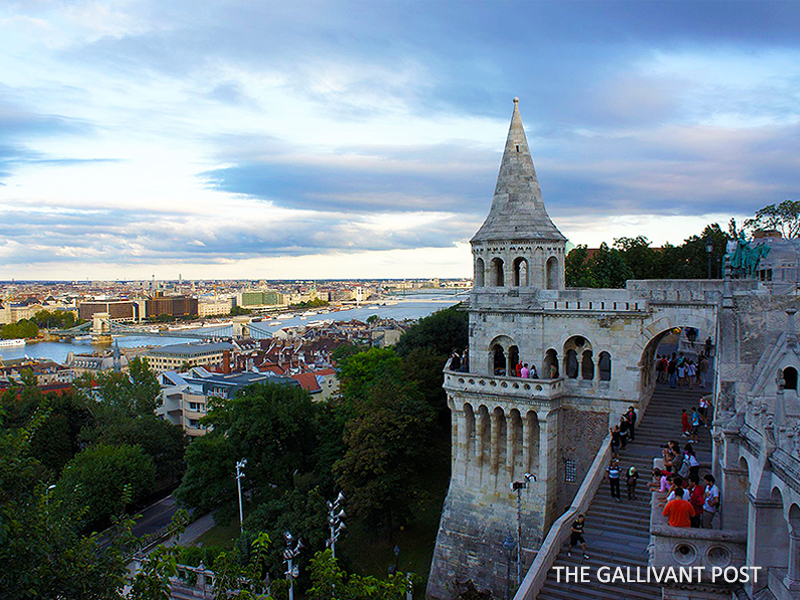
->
[472,98,565,243]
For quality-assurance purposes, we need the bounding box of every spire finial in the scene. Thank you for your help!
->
[513,97,519,105]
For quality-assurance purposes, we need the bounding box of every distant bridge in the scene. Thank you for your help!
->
[50,314,273,342]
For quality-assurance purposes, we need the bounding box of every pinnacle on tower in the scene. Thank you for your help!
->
[472,98,565,243]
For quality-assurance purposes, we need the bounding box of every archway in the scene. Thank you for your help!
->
[581,350,594,380]
[491,258,505,287]
[508,345,520,376]
[513,257,528,287]
[493,345,506,375]
[784,366,798,391]
[475,258,485,287]
[565,349,578,379]
[546,256,559,289]
[598,352,612,381]
[638,323,714,394]
[543,348,559,379]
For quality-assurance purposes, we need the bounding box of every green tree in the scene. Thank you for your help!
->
[174,433,238,520]
[337,347,403,403]
[393,305,468,358]
[613,236,659,280]
[366,314,379,324]
[307,550,417,600]
[56,443,156,529]
[334,372,434,536]
[90,357,162,417]
[744,199,800,238]
[29,390,95,477]
[565,245,596,287]
[1,319,39,340]
[32,309,77,330]
[590,242,634,288]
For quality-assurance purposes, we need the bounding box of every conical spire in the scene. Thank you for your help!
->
[472,98,565,243]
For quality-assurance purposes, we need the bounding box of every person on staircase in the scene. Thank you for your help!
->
[626,466,639,501]
[606,458,622,502]
[625,406,637,441]
[702,474,720,529]
[681,408,691,438]
[668,354,678,388]
[610,425,622,458]
[566,514,589,559]
[690,408,702,444]
[687,474,705,528]
[618,415,630,449]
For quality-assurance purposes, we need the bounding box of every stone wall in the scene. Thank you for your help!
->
[556,409,608,514]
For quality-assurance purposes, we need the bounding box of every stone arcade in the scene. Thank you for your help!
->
[426,99,800,600]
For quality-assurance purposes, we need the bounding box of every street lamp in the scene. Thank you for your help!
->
[46,484,56,507]
[283,531,304,600]
[706,239,714,279]
[503,532,517,600]
[326,492,346,559]
[235,459,247,532]
[510,473,536,587]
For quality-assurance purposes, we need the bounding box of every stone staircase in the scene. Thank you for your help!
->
[535,385,713,600]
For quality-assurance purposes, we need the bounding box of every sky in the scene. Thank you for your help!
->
[1,0,799,280]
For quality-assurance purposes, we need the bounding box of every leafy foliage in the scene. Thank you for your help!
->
[31,309,78,330]
[308,550,417,600]
[393,304,468,358]
[0,319,39,340]
[744,199,800,238]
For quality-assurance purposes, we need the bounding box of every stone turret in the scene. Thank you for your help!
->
[472,98,566,292]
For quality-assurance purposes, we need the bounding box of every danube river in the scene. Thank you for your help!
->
[0,293,465,365]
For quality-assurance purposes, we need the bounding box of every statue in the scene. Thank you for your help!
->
[725,232,771,279]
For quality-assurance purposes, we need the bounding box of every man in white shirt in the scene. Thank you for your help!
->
[702,474,720,529]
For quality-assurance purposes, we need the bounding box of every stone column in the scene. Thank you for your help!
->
[456,408,469,484]
[490,409,500,478]
[745,492,786,595]
[522,414,531,475]
[536,410,558,531]
[506,413,517,479]
[784,531,800,590]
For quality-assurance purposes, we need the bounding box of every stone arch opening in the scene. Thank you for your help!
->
[565,349,579,379]
[784,366,798,391]
[513,257,528,287]
[637,323,713,393]
[543,348,559,379]
[599,352,612,381]
[582,350,594,380]
[475,258,485,287]
[491,257,505,287]
[493,345,506,375]
[508,345,520,375]
[546,256,560,289]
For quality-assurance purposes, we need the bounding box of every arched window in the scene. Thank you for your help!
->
[599,352,612,381]
[581,350,594,380]
[544,349,559,379]
[475,258,485,287]
[493,345,506,376]
[513,257,528,287]
[784,367,798,391]
[565,349,579,379]
[491,258,505,287]
[546,256,559,289]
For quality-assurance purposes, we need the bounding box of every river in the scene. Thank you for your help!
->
[0,293,466,364]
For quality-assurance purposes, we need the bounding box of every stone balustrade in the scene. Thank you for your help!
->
[650,482,747,590]
[443,368,565,403]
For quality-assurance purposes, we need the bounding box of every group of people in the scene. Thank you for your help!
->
[656,352,710,389]
[609,406,637,457]
[680,398,711,443]
[513,361,540,379]
[449,348,469,373]
[655,471,720,529]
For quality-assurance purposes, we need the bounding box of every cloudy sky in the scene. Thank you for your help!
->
[1,0,799,280]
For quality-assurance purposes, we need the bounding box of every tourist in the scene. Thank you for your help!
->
[665,475,684,503]
[515,361,523,377]
[549,362,559,379]
[567,514,589,559]
[606,458,621,502]
[699,395,711,428]
[626,466,639,501]
[684,444,700,479]
[610,425,622,458]
[461,348,469,372]
[686,327,698,348]
[655,354,665,383]
[690,408,702,444]
[702,474,720,529]
[677,354,687,387]
[697,355,709,387]
[648,468,669,493]
[625,406,637,441]
[705,336,713,357]
[668,354,678,388]
[681,408,691,437]
[450,350,461,371]
[520,362,529,378]
[688,474,705,528]
[662,443,677,472]
[686,360,696,390]
[618,415,630,449]
[529,364,539,379]
[662,487,693,527]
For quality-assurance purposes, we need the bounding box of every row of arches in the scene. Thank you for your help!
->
[475,256,560,289]
[455,402,541,485]
[489,335,613,381]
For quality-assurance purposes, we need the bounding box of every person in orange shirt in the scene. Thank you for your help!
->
[662,487,693,527]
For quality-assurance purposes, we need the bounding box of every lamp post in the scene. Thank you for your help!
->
[46,484,56,508]
[706,239,714,279]
[283,531,304,600]
[503,532,516,600]
[510,472,536,587]
[235,458,247,532]
[326,492,346,559]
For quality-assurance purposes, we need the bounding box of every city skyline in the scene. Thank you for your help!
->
[1,1,799,279]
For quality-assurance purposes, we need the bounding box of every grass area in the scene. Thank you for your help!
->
[337,430,451,588]
[191,515,240,548]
